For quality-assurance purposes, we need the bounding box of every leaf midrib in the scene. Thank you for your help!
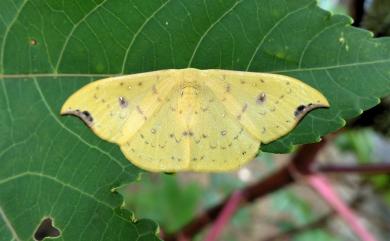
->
[1,58,390,79]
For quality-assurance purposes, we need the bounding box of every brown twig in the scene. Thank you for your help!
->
[350,0,366,27]
[314,163,390,174]
[163,140,328,241]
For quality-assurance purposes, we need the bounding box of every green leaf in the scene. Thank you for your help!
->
[1,0,390,240]
[293,229,343,241]
[334,129,376,163]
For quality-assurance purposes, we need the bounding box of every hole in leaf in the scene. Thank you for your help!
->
[34,218,60,241]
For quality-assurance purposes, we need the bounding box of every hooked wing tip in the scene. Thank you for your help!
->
[61,107,94,128]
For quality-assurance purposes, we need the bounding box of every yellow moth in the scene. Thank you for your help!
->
[61,68,329,172]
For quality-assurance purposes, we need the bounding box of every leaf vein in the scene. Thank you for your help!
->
[187,0,243,67]
[0,206,21,241]
[121,0,172,73]
[246,2,313,71]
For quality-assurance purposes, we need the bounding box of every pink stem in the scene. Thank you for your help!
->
[204,191,243,241]
[307,174,377,241]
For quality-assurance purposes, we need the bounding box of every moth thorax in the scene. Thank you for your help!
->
[181,68,201,96]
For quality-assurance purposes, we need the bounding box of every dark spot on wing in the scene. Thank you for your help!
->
[152,85,158,94]
[242,103,248,112]
[136,105,142,113]
[81,110,93,121]
[183,130,193,137]
[256,92,266,104]
[119,96,128,108]
[294,105,306,117]
[259,111,266,116]
[225,84,231,93]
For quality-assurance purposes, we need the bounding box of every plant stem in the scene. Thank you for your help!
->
[204,191,243,241]
[315,163,390,174]
[307,174,377,241]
